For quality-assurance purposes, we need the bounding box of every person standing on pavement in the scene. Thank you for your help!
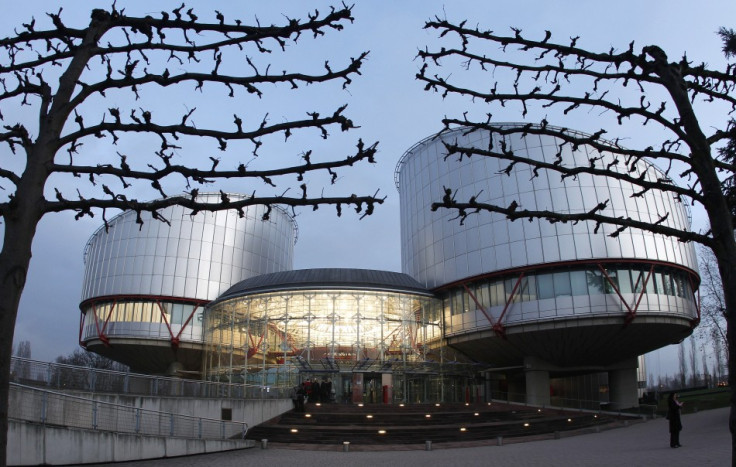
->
[667,392,683,448]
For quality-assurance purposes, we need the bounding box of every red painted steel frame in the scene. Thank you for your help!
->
[80,294,208,349]
[597,263,654,326]
[450,259,699,333]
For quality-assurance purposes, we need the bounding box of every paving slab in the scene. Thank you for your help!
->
[76,407,730,467]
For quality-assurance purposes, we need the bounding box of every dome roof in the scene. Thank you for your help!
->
[215,268,433,301]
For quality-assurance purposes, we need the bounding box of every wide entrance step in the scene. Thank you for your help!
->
[246,402,626,447]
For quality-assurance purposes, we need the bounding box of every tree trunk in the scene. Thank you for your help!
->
[712,243,736,467]
[0,214,40,467]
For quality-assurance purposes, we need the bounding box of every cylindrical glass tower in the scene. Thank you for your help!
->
[79,193,296,374]
[396,125,699,367]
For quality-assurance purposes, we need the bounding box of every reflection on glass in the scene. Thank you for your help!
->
[444,264,695,315]
[203,290,443,384]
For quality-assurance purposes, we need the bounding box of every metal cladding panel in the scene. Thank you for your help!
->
[80,193,296,301]
[396,126,698,288]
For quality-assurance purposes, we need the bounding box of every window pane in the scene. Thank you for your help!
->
[537,274,554,299]
[604,269,618,294]
[654,272,665,295]
[586,270,604,295]
[645,269,657,294]
[663,272,675,296]
[490,282,504,306]
[505,278,522,303]
[523,276,537,301]
[617,269,632,294]
[475,283,490,310]
[673,273,687,298]
[553,272,572,297]
[570,271,588,296]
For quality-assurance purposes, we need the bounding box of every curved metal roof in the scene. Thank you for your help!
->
[215,268,433,301]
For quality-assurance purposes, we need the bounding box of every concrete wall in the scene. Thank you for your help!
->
[82,393,292,431]
[8,391,292,466]
[8,421,254,466]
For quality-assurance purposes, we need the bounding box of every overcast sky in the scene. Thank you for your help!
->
[3,0,734,380]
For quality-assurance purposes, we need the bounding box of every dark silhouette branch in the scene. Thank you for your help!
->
[0,6,383,465]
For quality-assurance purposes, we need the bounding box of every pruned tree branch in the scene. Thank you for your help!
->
[418,18,736,245]
[0,6,384,464]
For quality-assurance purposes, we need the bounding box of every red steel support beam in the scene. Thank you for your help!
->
[89,302,110,346]
[78,311,87,347]
[494,272,525,339]
[598,263,654,326]
[156,301,178,348]
[462,283,496,328]
[100,301,117,337]
[175,304,200,341]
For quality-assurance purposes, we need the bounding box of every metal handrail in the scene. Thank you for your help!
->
[10,356,289,400]
[10,383,248,440]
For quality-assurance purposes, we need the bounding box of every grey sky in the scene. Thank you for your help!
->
[3,0,733,379]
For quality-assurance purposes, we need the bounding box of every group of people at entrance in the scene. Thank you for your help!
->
[290,378,334,412]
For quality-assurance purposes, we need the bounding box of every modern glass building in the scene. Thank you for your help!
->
[78,124,700,408]
[79,193,297,374]
[202,269,476,404]
[395,125,700,407]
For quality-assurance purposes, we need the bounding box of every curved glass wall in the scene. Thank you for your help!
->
[81,193,297,302]
[203,289,464,403]
[79,193,297,374]
[80,298,206,344]
[396,125,698,289]
[442,261,698,336]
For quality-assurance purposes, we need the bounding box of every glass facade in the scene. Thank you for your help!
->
[80,298,205,343]
[394,125,700,398]
[441,261,697,336]
[79,193,297,373]
[81,193,296,302]
[396,126,698,289]
[202,286,481,403]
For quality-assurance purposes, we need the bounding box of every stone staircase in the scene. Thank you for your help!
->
[246,402,622,447]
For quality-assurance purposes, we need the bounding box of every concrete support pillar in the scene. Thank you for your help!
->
[524,356,550,406]
[506,373,525,403]
[608,358,639,410]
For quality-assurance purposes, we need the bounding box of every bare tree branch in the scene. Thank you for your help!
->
[0,6,383,465]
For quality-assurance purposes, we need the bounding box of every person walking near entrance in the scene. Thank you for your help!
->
[667,392,683,448]
[290,385,299,411]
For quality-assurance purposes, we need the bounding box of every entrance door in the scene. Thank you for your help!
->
[364,373,381,403]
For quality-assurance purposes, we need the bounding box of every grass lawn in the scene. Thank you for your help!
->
[656,387,730,416]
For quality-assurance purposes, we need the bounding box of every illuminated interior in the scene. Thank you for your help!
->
[202,288,480,403]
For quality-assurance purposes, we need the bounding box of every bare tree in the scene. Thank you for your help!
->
[699,243,729,356]
[55,348,127,371]
[679,342,688,389]
[10,340,31,380]
[704,350,712,388]
[53,348,128,392]
[717,329,728,382]
[0,4,384,464]
[690,336,700,386]
[417,19,736,462]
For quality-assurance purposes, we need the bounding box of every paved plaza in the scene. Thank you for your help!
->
[80,407,729,467]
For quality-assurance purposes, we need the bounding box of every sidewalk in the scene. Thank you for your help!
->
[79,407,730,466]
